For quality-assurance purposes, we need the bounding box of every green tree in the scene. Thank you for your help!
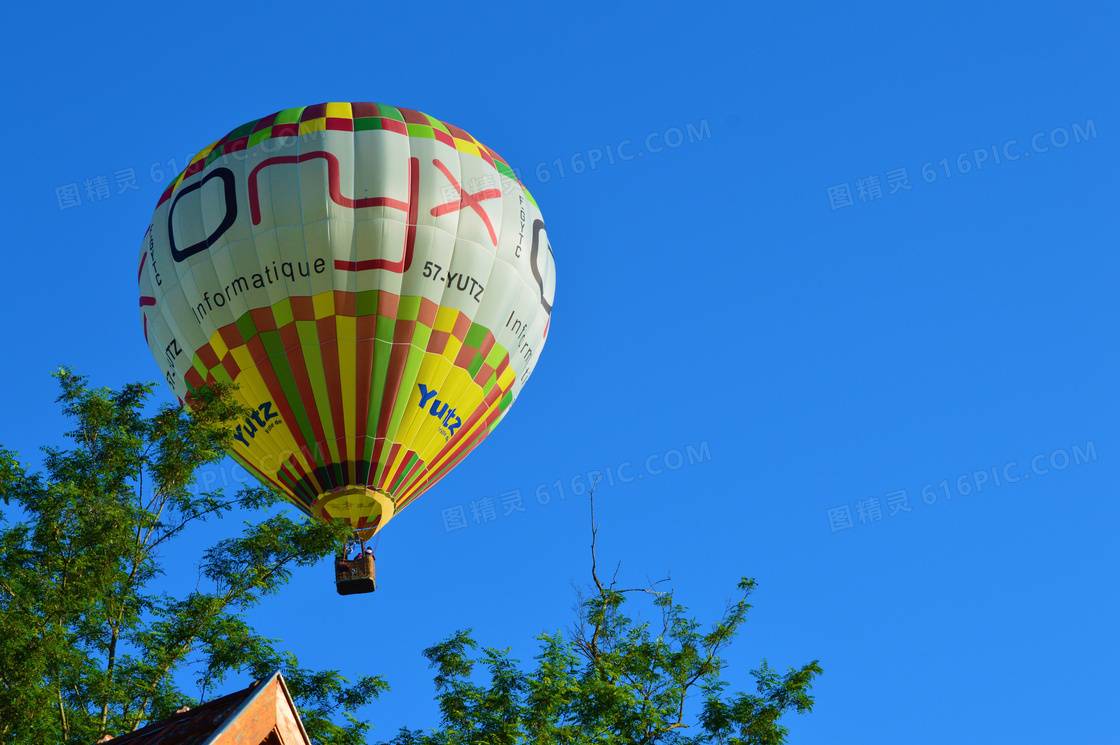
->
[0,370,384,745]
[381,497,822,745]
[0,370,821,744]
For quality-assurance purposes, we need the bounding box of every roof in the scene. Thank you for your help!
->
[97,671,310,745]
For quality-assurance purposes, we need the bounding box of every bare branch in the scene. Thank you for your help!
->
[589,484,603,594]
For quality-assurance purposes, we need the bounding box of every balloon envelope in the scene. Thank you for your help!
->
[138,102,555,537]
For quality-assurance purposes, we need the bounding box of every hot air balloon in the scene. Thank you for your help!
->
[137,103,555,594]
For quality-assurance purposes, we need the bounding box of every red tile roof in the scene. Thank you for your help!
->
[96,671,309,745]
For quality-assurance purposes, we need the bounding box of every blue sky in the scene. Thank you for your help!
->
[2,2,1118,742]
